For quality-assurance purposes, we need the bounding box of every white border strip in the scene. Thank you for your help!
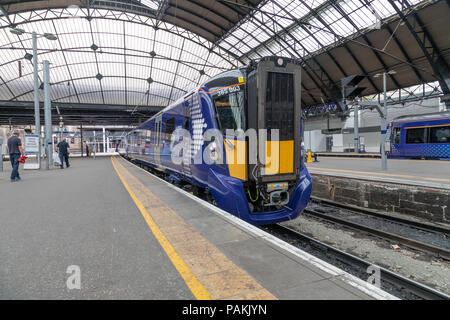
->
[123,157,399,300]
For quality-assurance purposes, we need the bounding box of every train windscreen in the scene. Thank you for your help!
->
[213,91,246,135]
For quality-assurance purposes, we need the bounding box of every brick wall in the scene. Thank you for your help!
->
[311,174,449,223]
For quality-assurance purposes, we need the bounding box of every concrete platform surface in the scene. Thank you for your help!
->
[307,157,450,189]
[0,157,392,299]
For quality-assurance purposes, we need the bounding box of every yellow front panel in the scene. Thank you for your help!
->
[265,140,294,175]
[224,139,247,181]
[279,140,294,173]
[265,141,280,175]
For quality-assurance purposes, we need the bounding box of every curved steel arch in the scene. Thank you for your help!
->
[0,44,228,77]
[0,6,243,66]
[11,74,188,101]
[2,60,197,86]
[52,89,171,104]
[0,6,244,107]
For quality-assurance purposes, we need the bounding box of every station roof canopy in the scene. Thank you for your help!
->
[0,0,449,125]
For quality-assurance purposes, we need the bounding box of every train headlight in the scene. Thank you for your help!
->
[209,141,219,162]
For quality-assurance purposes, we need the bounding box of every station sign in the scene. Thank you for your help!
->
[25,134,40,153]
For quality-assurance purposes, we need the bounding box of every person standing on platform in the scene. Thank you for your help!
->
[85,142,89,157]
[7,130,23,182]
[56,137,70,169]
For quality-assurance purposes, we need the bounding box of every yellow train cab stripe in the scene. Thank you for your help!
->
[224,139,247,180]
[265,140,294,174]
[265,140,280,175]
[279,140,294,174]
[111,157,212,300]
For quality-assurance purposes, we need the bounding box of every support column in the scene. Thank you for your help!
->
[354,104,359,153]
[0,138,3,172]
[102,127,106,154]
[43,60,52,169]
[80,124,83,157]
[93,131,96,159]
[381,73,388,171]
[33,32,41,169]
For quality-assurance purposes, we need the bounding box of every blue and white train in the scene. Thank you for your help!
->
[125,56,312,225]
[387,111,450,160]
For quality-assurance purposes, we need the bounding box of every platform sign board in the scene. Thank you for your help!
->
[24,134,40,169]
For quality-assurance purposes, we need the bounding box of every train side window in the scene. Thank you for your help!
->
[430,126,450,143]
[393,127,401,144]
[405,128,426,144]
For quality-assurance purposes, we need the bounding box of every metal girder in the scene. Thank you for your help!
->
[334,0,400,89]
[303,82,443,118]
[0,99,160,125]
[1,51,209,86]
[52,89,172,104]
[384,22,423,83]
[92,0,159,17]
[387,0,450,95]
[0,7,242,66]
[297,0,379,93]
[50,19,81,104]
[0,100,162,112]
[10,74,187,101]
[226,0,334,101]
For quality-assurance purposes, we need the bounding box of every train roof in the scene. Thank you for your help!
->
[391,111,450,123]
[202,68,247,91]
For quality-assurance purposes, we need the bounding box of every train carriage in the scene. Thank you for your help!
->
[387,111,450,160]
[125,56,312,225]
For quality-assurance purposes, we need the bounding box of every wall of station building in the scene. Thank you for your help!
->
[304,97,446,153]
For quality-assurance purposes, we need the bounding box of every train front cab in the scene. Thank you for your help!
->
[204,57,312,225]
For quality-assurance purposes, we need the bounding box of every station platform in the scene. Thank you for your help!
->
[0,156,393,300]
[315,152,380,158]
[307,157,450,189]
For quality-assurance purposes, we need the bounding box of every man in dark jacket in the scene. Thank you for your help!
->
[56,138,70,169]
[7,130,23,182]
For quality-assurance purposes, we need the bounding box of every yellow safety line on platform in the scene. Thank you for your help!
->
[111,157,212,300]
[310,156,448,164]
[111,156,275,300]
[309,167,450,183]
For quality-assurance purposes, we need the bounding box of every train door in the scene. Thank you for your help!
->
[154,114,162,167]
[182,96,192,177]
[391,126,402,157]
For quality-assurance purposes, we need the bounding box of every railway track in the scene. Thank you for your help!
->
[266,224,450,300]
[305,197,450,260]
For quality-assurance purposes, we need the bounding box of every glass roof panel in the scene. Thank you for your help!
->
[218,0,427,60]
[0,7,240,107]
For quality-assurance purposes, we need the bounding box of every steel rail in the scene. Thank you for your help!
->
[303,207,450,261]
[271,224,450,300]
[310,196,450,234]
